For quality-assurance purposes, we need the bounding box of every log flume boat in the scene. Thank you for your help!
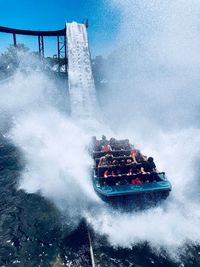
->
[91,136,172,208]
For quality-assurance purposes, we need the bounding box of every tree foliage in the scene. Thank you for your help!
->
[0,44,30,77]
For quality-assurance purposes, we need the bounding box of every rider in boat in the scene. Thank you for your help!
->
[98,154,113,167]
[101,141,112,152]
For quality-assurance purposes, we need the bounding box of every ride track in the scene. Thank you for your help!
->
[0,25,67,73]
[0,21,88,73]
[0,26,66,36]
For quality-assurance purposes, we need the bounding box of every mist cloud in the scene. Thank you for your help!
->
[0,3,200,259]
[85,0,200,258]
[102,0,200,131]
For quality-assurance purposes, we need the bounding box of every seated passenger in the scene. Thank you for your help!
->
[104,169,115,178]
[124,139,131,150]
[147,157,158,172]
[126,158,133,165]
[112,159,119,166]
[127,161,141,175]
[140,158,157,182]
[101,141,112,152]
[135,150,146,163]
[98,154,113,167]
[115,162,127,176]
[100,135,107,146]
[141,157,157,173]
[120,160,129,175]
[140,163,151,175]
[128,163,140,175]
[126,159,135,175]
[109,137,117,150]
[130,148,138,163]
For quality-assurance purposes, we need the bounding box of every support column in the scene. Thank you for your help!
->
[38,36,44,58]
[57,36,60,73]
[13,33,17,46]
[57,34,67,73]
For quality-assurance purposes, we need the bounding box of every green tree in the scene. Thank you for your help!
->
[0,44,30,76]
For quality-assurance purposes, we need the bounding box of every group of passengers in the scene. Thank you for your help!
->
[92,135,131,152]
[93,136,158,184]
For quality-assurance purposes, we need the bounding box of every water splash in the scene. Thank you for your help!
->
[67,22,98,120]
[0,8,200,260]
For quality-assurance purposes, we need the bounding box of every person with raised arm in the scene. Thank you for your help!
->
[98,154,113,167]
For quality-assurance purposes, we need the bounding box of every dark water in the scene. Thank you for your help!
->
[91,232,200,267]
[0,135,92,267]
[0,134,200,267]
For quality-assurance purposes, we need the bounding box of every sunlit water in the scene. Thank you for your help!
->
[1,1,200,265]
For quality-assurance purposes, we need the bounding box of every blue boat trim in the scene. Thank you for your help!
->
[91,138,172,204]
[92,171,171,198]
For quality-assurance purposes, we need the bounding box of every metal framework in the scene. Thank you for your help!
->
[0,26,67,73]
[57,35,67,73]
[0,20,88,74]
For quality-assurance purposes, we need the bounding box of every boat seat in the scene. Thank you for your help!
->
[95,165,138,176]
[97,172,161,186]
[93,150,131,159]
[94,162,142,172]
[99,175,138,186]
[95,156,133,167]
[95,163,143,176]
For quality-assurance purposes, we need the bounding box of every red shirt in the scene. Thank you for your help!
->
[130,149,136,156]
[102,145,112,152]
[131,179,142,184]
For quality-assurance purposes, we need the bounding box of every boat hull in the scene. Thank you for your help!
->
[92,173,171,209]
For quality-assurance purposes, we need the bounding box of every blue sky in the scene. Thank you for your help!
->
[0,0,121,57]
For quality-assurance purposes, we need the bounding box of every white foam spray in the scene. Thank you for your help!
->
[67,22,99,120]
[11,108,100,216]
[86,128,200,259]
[0,63,100,224]
[83,0,200,260]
